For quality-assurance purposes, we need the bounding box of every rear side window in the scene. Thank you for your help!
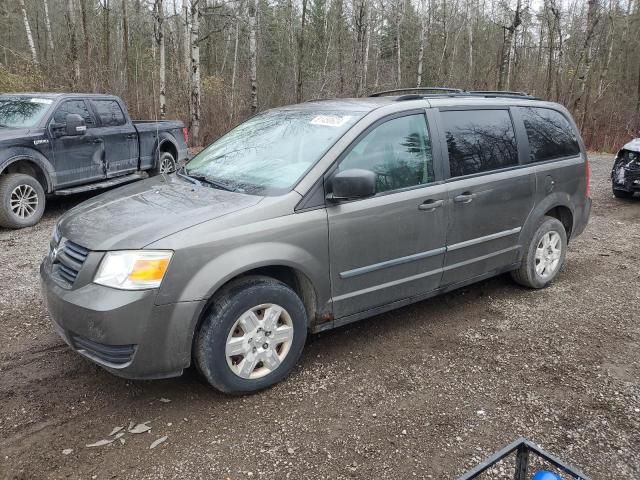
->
[442,110,518,178]
[520,107,580,162]
[52,100,95,126]
[92,100,126,127]
[338,114,435,193]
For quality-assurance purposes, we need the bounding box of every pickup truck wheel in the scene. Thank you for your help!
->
[511,216,567,289]
[612,188,633,199]
[195,276,307,394]
[0,174,46,229]
[152,151,176,175]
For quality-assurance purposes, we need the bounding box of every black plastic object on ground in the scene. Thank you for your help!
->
[458,437,590,480]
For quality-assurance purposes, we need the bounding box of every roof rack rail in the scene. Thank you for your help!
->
[369,87,463,97]
[467,90,529,96]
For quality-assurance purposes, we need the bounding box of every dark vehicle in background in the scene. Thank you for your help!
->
[0,93,188,228]
[611,137,640,198]
[41,89,591,394]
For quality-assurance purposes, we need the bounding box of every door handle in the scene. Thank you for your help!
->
[418,199,444,211]
[454,192,475,204]
[126,134,136,139]
[90,138,103,144]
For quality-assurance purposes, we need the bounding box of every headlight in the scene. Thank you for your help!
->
[94,250,173,290]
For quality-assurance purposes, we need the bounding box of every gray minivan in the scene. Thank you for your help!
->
[40,89,591,393]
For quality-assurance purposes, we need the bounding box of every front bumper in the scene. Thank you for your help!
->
[40,258,204,380]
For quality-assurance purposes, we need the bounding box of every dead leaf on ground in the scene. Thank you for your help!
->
[149,436,168,449]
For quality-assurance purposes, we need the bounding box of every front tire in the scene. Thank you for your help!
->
[0,173,46,229]
[511,216,567,289]
[195,276,307,394]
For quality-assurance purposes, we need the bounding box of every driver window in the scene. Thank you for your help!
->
[337,114,434,194]
[52,100,95,127]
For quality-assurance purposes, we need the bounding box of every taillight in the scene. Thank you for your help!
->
[182,127,189,145]
[585,158,591,198]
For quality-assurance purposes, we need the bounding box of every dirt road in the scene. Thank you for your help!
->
[1,154,638,479]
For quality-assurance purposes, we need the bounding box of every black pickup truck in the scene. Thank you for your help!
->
[0,93,188,228]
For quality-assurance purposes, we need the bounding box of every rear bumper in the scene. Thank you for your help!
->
[40,260,204,379]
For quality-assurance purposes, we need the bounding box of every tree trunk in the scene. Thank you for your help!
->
[363,6,371,94]
[467,0,473,86]
[190,1,201,145]
[155,0,166,118]
[66,0,80,84]
[571,0,599,115]
[416,1,425,87]
[396,0,403,87]
[184,4,191,74]
[497,0,521,90]
[79,0,90,62]
[123,0,130,91]
[19,0,38,64]
[103,0,111,70]
[43,0,54,59]
[229,15,239,121]
[248,0,258,113]
[296,0,308,102]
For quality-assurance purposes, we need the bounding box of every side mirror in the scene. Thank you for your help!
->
[65,113,86,136]
[329,168,376,201]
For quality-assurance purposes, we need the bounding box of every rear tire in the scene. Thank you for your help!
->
[0,173,46,229]
[612,188,633,199]
[150,151,176,176]
[511,216,567,289]
[195,276,307,394]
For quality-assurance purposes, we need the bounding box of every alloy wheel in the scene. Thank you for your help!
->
[534,231,562,280]
[9,184,38,219]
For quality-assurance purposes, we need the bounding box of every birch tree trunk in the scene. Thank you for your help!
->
[248,0,258,113]
[66,0,80,84]
[571,0,599,115]
[497,0,521,90]
[19,0,38,64]
[79,0,90,62]
[103,0,111,70]
[190,1,201,145]
[416,0,425,87]
[396,0,403,87]
[43,0,54,59]
[229,15,239,121]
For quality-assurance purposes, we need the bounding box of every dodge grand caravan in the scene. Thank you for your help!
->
[40,89,591,393]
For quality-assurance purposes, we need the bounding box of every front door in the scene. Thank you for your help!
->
[49,99,105,187]
[89,99,139,176]
[327,111,448,319]
[438,108,535,285]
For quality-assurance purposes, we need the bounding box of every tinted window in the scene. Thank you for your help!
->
[52,100,95,126]
[0,97,52,128]
[442,110,518,177]
[93,100,126,127]
[338,114,435,193]
[521,107,580,162]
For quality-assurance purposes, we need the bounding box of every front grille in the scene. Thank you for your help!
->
[71,333,136,365]
[52,240,89,286]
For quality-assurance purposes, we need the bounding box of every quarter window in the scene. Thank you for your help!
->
[52,100,95,126]
[442,110,518,178]
[520,107,580,162]
[92,100,126,127]
[338,114,435,194]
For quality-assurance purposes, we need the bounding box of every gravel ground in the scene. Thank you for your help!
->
[0,153,638,479]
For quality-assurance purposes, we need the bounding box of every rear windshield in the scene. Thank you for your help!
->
[0,97,53,128]
[185,109,364,195]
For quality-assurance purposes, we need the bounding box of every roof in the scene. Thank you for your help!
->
[0,92,119,99]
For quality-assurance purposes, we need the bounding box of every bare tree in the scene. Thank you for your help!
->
[497,0,522,90]
[248,0,258,113]
[66,0,80,84]
[296,0,309,102]
[43,0,55,59]
[18,0,38,64]
[155,0,166,118]
[190,1,202,145]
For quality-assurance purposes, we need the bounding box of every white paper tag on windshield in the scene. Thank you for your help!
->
[310,115,352,127]
[30,98,53,104]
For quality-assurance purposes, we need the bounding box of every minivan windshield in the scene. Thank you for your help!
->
[185,109,364,195]
[0,97,53,128]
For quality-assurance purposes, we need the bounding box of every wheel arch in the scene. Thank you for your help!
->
[0,149,54,193]
[152,134,179,169]
[519,193,576,250]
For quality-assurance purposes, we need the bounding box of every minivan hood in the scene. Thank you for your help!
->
[58,175,263,250]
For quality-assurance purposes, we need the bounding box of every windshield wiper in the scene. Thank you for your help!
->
[181,168,235,192]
